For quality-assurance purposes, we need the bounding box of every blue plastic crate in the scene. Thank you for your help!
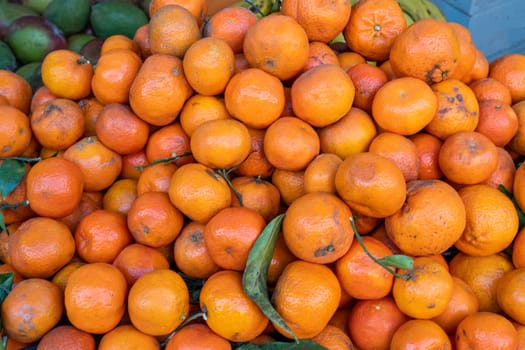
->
[432,0,525,62]
[433,0,493,16]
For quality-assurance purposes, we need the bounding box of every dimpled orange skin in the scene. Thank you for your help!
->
[8,217,76,279]
[291,64,355,128]
[128,269,190,336]
[385,179,467,257]
[393,256,454,319]
[26,156,84,218]
[0,105,31,158]
[1,278,63,344]
[190,118,251,169]
[41,49,94,100]
[224,68,285,129]
[63,136,123,192]
[129,54,193,126]
[243,15,309,81]
[199,270,269,342]
[168,163,232,223]
[335,152,406,218]
[64,263,128,334]
[272,260,341,339]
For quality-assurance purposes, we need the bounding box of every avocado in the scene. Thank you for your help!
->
[90,0,148,39]
[43,0,91,36]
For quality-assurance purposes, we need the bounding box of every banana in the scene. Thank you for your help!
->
[420,0,447,21]
[397,0,431,22]
[398,0,447,22]
[403,11,415,26]
[233,0,280,18]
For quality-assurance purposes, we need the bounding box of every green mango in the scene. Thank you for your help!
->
[4,15,67,64]
[0,40,18,71]
[16,62,43,91]
[43,0,91,36]
[90,0,148,39]
[22,0,54,14]
[0,1,38,39]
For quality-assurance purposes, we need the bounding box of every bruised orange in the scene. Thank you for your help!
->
[385,179,466,256]
[173,221,220,279]
[0,105,32,158]
[282,192,353,264]
[127,191,184,248]
[1,278,63,343]
[393,256,454,319]
[389,18,460,84]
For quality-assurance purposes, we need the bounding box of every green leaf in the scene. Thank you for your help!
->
[242,214,298,341]
[0,159,25,199]
[0,212,6,237]
[377,254,414,270]
[0,271,14,331]
[179,273,205,305]
[349,216,413,280]
[0,272,14,301]
[236,340,328,350]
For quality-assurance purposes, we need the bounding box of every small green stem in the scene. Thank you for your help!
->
[0,157,41,163]
[160,311,206,347]
[217,168,243,207]
[0,200,29,210]
[133,152,192,171]
[349,216,412,280]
